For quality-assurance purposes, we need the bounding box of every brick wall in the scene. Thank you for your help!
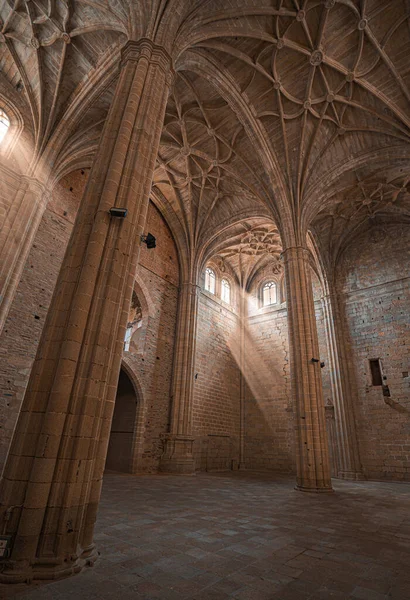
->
[2,159,407,483]
[337,223,410,481]
[193,290,241,471]
[243,266,331,474]
[245,305,294,472]
[0,166,179,476]
[0,169,87,472]
[121,201,179,473]
[0,163,20,228]
[241,267,292,472]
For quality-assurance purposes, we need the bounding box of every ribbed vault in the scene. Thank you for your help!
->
[174,0,410,236]
[0,0,129,164]
[201,217,283,288]
[311,163,410,270]
[1,0,410,261]
[153,70,272,267]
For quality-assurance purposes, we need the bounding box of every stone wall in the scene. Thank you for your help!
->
[0,169,87,472]
[0,163,20,231]
[121,202,179,473]
[2,158,408,483]
[242,266,331,474]
[245,304,294,472]
[0,167,180,475]
[337,223,410,481]
[192,290,241,471]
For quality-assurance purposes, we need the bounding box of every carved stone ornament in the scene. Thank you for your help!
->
[310,49,324,66]
[272,259,282,274]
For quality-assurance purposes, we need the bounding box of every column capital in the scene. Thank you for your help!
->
[280,245,311,261]
[19,174,44,193]
[19,175,50,207]
[180,282,201,297]
[121,38,174,81]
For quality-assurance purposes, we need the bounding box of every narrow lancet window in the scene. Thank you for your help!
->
[262,281,277,306]
[221,278,230,304]
[124,326,132,352]
[205,267,216,294]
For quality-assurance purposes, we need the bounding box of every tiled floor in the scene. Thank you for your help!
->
[1,472,410,599]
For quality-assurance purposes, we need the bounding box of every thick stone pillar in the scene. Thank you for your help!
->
[282,247,333,492]
[0,168,48,334]
[160,280,199,474]
[0,38,173,583]
[321,292,363,480]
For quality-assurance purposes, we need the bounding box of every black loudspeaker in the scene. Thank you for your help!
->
[142,233,156,249]
[109,207,128,218]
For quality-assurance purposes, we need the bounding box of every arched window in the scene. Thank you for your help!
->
[205,267,216,294]
[221,278,230,304]
[0,109,10,144]
[262,281,277,307]
[124,290,143,352]
[124,326,132,352]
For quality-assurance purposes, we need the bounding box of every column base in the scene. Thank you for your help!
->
[159,434,196,475]
[295,481,334,493]
[337,470,365,481]
[0,544,98,584]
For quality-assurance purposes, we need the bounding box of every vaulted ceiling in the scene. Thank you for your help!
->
[205,218,283,288]
[311,162,410,270]
[1,0,410,276]
[0,0,127,162]
[153,70,271,262]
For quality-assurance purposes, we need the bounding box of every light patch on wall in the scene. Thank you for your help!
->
[0,109,10,144]
[225,291,285,430]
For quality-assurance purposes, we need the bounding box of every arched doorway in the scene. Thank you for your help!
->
[106,369,138,473]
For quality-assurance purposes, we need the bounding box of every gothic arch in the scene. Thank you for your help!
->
[106,359,146,475]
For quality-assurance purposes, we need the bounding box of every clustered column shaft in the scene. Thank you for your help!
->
[0,38,173,583]
[321,292,363,479]
[160,280,200,474]
[239,286,247,469]
[282,246,333,492]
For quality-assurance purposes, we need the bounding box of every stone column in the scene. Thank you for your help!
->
[324,400,338,477]
[282,246,333,492]
[0,38,173,583]
[0,170,48,335]
[321,292,363,479]
[239,286,246,469]
[160,280,200,474]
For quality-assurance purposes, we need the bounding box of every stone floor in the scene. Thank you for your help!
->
[1,472,410,600]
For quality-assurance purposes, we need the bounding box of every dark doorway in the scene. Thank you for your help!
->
[106,369,137,473]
